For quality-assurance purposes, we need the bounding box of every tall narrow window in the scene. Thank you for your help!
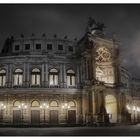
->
[49,69,58,86]
[14,69,23,86]
[31,68,41,85]
[0,70,6,87]
[67,70,76,87]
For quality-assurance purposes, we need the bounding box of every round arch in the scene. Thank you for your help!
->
[31,100,40,107]
[68,101,76,107]
[105,95,117,123]
[50,100,59,107]
[13,100,21,107]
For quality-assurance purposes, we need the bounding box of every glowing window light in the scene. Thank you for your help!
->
[133,106,136,111]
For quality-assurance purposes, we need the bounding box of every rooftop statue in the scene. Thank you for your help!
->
[87,17,105,35]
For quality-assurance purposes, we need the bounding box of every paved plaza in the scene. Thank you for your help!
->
[0,124,140,136]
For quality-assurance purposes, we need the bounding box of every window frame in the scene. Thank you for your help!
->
[49,69,59,86]
[14,69,23,86]
[0,70,6,87]
[31,68,41,86]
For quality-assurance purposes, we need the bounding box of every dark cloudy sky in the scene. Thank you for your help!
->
[0,4,140,77]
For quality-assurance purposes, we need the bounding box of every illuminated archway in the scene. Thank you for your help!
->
[105,95,117,123]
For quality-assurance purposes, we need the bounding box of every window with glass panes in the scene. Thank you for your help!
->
[49,69,58,86]
[0,70,6,87]
[14,69,23,86]
[31,68,41,85]
[67,70,76,86]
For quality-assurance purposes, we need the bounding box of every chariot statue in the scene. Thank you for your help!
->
[86,17,105,35]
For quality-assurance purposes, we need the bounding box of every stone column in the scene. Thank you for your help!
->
[45,63,48,87]
[6,65,8,87]
[60,64,63,88]
[86,60,89,80]
[41,64,44,87]
[9,63,12,87]
[63,64,66,88]
[23,63,26,87]
[76,65,80,88]
[27,63,30,87]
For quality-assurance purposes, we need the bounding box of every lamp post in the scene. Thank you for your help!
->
[18,103,27,125]
[62,103,70,124]
[40,103,49,125]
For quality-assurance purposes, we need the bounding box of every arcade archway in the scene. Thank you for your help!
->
[105,95,117,123]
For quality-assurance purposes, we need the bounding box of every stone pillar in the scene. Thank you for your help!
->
[45,63,48,87]
[9,63,12,87]
[63,64,66,88]
[60,64,63,88]
[23,63,26,87]
[41,64,44,87]
[76,65,80,88]
[6,65,8,87]
[27,63,30,87]
[86,60,89,80]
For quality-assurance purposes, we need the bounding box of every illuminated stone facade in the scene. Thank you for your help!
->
[0,21,139,126]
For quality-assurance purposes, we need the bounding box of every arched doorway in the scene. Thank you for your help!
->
[49,100,59,125]
[31,100,40,125]
[105,95,117,123]
[67,101,76,124]
[13,100,21,125]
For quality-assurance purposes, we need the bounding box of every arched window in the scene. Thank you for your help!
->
[31,100,40,107]
[49,69,58,86]
[0,70,6,87]
[14,69,23,86]
[67,70,76,86]
[31,68,41,85]
[13,100,20,107]
[50,100,58,107]
[68,101,76,107]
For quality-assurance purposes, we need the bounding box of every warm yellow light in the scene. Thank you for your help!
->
[40,106,42,108]
[133,106,136,111]
[24,105,27,109]
[126,105,131,110]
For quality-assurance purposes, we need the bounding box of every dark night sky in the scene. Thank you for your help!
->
[0,4,140,77]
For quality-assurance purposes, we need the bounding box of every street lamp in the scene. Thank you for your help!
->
[40,103,49,125]
[18,103,27,125]
[62,103,70,124]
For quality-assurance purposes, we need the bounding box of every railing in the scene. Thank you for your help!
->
[0,83,79,89]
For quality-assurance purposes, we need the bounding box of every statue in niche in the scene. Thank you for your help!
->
[86,17,105,35]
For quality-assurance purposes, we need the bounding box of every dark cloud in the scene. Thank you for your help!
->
[0,4,140,77]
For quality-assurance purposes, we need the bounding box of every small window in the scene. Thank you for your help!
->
[47,44,52,50]
[25,44,30,50]
[69,46,73,52]
[58,45,63,50]
[36,44,41,50]
[15,45,19,51]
